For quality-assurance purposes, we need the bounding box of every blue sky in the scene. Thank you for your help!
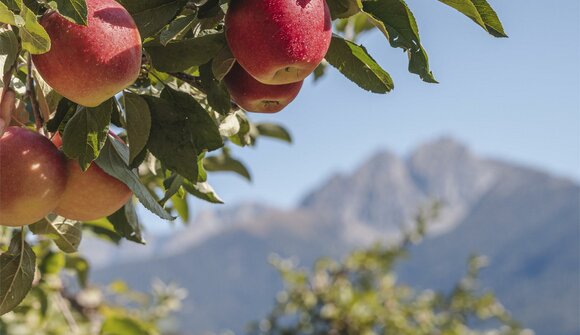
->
[143,0,580,231]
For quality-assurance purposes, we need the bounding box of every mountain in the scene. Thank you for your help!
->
[90,138,580,335]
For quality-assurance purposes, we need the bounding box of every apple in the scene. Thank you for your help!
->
[32,0,142,107]
[225,0,331,85]
[0,127,68,227]
[52,133,132,221]
[224,63,303,113]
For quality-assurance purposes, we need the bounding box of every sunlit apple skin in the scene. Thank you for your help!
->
[32,0,142,107]
[224,63,303,113]
[0,127,68,227]
[225,0,331,85]
[52,133,132,221]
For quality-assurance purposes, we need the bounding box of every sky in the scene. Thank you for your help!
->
[142,0,580,232]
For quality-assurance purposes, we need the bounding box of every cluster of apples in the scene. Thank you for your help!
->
[223,0,332,113]
[0,0,138,226]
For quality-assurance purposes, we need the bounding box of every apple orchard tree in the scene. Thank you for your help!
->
[0,0,506,321]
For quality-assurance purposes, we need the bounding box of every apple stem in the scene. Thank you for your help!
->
[26,53,44,133]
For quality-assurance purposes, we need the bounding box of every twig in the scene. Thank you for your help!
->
[54,292,81,334]
[26,53,43,132]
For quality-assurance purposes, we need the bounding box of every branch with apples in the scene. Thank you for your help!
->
[0,0,506,317]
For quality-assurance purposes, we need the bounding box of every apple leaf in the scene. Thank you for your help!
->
[183,180,224,204]
[123,93,151,166]
[159,13,196,46]
[0,232,35,316]
[199,62,231,115]
[0,2,24,26]
[327,0,362,19]
[362,0,437,83]
[145,32,226,72]
[117,0,187,39]
[30,214,83,253]
[64,254,90,288]
[95,137,175,221]
[19,4,50,54]
[83,219,122,245]
[52,0,88,25]
[204,150,252,182]
[437,0,507,37]
[211,46,235,81]
[101,315,153,335]
[107,200,145,245]
[256,123,292,143]
[325,35,394,93]
[0,29,19,76]
[62,99,112,171]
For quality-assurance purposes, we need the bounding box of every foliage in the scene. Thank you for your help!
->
[0,0,506,318]
[248,208,526,335]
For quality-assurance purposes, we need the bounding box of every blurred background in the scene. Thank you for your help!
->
[82,0,579,334]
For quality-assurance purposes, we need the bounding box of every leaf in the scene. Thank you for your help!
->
[159,14,196,46]
[204,150,251,181]
[52,0,88,25]
[161,173,184,203]
[257,123,293,143]
[40,251,66,275]
[183,180,224,204]
[118,0,187,38]
[0,232,36,316]
[0,2,24,26]
[211,46,235,81]
[437,0,507,37]
[95,137,175,220]
[30,214,82,253]
[19,4,50,54]
[0,28,18,76]
[107,200,145,244]
[200,62,231,115]
[62,99,112,170]
[325,35,394,93]
[46,98,76,133]
[64,254,90,288]
[143,88,223,181]
[83,219,122,244]
[145,32,226,72]
[123,93,151,165]
[101,315,153,335]
[327,0,361,19]
[363,0,437,83]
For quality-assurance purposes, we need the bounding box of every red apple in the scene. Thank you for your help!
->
[32,0,142,107]
[52,133,132,221]
[224,63,303,113]
[0,127,68,227]
[225,0,331,85]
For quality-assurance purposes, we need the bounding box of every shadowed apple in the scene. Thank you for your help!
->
[52,133,132,221]
[224,63,303,113]
[32,0,142,107]
[0,127,68,226]
[225,0,331,85]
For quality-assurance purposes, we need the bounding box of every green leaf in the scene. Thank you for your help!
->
[200,62,231,115]
[183,180,224,204]
[123,93,151,166]
[363,0,437,83]
[204,150,252,181]
[52,0,88,25]
[101,315,153,335]
[0,2,24,26]
[64,254,90,288]
[0,29,18,76]
[437,0,507,37]
[257,123,293,143]
[19,4,50,54]
[211,46,235,81]
[95,137,175,220]
[0,232,35,316]
[62,99,112,170]
[30,214,82,253]
[40,251,66,275]
[228,112,255,147]
[83,219,122,244]
[159,14,196,46]
[325,35,394,93]
[327,0,361,19]
[160,173,184,204]
[143,88,223,181]
[107,200,145,244]
[145,32,226,72]
[117,0,187,39]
